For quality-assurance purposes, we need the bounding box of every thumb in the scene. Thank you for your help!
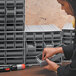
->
[46,58,55,65]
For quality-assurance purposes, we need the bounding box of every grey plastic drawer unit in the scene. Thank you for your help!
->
[0,0,25,65]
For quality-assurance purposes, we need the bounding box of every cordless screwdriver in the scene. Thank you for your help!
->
[0,64,25,72]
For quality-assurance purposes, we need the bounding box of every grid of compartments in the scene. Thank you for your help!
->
[0,0,25,65]
[25,25,62,66]
[62,23,75,45]
[62,23,75,62]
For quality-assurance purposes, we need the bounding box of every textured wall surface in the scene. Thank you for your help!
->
[25,0,74,29]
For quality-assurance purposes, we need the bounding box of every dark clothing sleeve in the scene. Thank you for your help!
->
[62,44,74,60]
[57,64,76,76]
[57,45,76,76]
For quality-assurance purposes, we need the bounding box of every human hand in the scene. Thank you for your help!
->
[42,48,57,60]
[43,58,60,71]
[42,47,63,60]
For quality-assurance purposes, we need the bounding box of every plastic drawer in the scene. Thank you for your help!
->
[0,50,5,57]
[0,14,5,18]
[0,9,5,15]
[7,18,14,21]
[6,58,24,64]
[6,10,14,14]
[15,41,24,48]
[0,20,5,23]
[0,58,5,64]
[16,0,24,4]
[36,48,43,52]
[0,25,5,31]
[72,31,75,36]
[25,60,38,65]
[6,52,23,56]
[16,20,24,24]
[0,0,5,4]
[16,3,24,9]
[35,41,43,47]
[0,41,5,49]
[16,17,24,20]
[16,9,24,15]
[6,20,15,24]
[6,5,14,10]
[6,49,24,56]
[0,33,5,40]
[6,33,14,40]
[63,40,72,44]
[44,41,53,47]
[35,32,43,40]
[6,24,15,31]
[63,32,71,36]
[44,35,52,40]
[15,32,24,40]
[26,46,36,53]
[6,41,14,49]
[26,59,37,63]
[6,0,14,3]
[0,5,5,9]
[26,56,36,59]
[26,52,40,56]
[63,43,71,45]
[7,14,14,18]
[26,33,34,40]
[16,15,23,18]
[53,34,61,38]
[0,53,5,57]
[15,24,24,31]
[0,17,5,21]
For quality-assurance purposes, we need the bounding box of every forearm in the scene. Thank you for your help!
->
[55,47,64,54]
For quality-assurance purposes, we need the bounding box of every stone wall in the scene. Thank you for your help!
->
[25,0,74,29]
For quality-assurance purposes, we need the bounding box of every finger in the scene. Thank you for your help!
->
[42,50,45,60]
[46,58,55,65]
[43,65,49,70]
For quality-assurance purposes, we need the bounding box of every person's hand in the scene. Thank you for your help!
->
[42,47,63,60]
[43,58,60,71]
[42,48,57,60]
